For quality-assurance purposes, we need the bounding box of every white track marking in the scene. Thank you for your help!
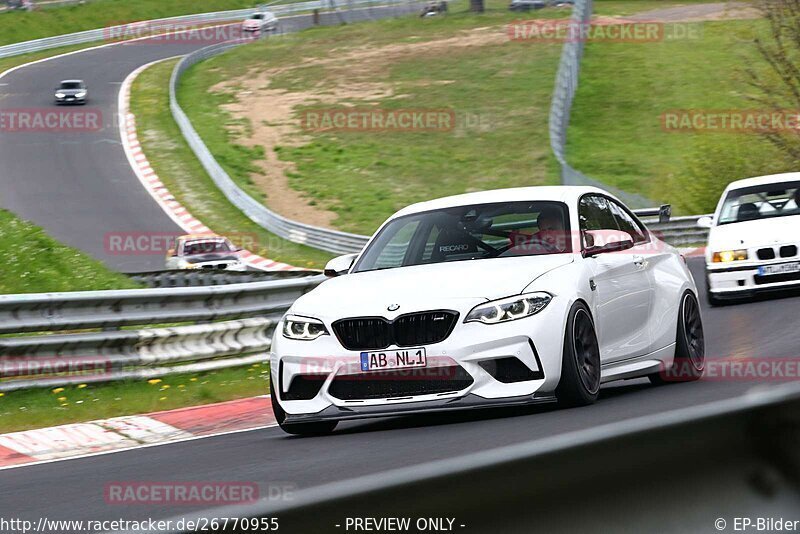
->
[0,396,277,472]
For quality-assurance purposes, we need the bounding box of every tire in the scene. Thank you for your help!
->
[556,301,601,407]
[649,291,705,385]
[270,392,337,436]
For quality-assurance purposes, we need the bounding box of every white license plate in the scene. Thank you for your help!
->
[360,348,427,372]
[759,262,800,276]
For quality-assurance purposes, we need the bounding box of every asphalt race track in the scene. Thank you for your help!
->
[0,7,410,272]
[1,258,799,527]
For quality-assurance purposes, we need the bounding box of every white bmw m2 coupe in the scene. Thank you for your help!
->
[271,187,705,435]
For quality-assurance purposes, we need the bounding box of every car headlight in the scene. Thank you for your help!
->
[282,315,329,340]
[177,259,198,269]
[465,292,552,324]
[712,249,748,262]
[55,93,65,98]
[75,91,87,98]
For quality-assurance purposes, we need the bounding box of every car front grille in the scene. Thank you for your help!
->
[332,311,458,350]
[328,365,473,400]
[757,248,776,260]
[755,271,800,285]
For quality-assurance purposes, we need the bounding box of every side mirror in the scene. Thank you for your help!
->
[696,216,713,229]
[324,253,357,277]
[582,229,635,258]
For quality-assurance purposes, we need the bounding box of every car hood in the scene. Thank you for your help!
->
[292,255,573,319]
[709,215,800,251]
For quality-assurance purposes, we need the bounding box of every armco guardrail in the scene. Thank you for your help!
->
[127,269,319,288]
[0,8,256,59]
[643,214,711,246]
[0,275,323,334]
[168,1,425,255]
[166,383,800,533]
[0,318,273,392]
[0,0,407,60]
[0,276,324,391]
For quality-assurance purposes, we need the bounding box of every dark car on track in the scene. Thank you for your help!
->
[509,0,546,10]
[54,80,88,105]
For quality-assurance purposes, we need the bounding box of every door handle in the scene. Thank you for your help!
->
[633,255,645,267]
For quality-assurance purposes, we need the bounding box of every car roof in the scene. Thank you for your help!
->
[390,185,609,219]
[726,172,800,191]
[60,79,84,83]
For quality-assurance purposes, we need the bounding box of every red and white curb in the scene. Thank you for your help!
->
[118,60,299,272]
[0,396,276,469]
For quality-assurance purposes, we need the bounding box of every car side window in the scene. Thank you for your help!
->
[579,195,618,230]
[607,198,648,244]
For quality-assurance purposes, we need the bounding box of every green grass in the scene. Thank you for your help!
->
[178,1,568,235]
[130,59,332,268]
[176,0,707,235]
[0,364,270,433]
[568,16,793,214]
[0,0,300,47]
[0,209,137,294]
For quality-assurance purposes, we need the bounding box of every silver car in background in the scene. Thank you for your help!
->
[54,80,88,105]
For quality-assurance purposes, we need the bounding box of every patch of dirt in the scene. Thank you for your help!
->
[212,26,508,227]
[627,2,761,22]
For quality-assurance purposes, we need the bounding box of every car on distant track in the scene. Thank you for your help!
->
[699,172,800,305]
[509,0,546,11]
[54,80,88,105]
[242,11,278,33]
[165,234,247,271]
[270,186,705,435]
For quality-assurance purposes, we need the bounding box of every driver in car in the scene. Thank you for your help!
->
[508,207,568,254]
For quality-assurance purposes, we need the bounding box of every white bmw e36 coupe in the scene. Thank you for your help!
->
[270,186,705,435]
[699,172,800,305]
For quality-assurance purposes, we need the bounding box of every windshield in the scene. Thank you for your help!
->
[183,240,232,255]
[353,201,571,273]
[59,82,83,90]
[717,181,800,225]
[250,14,264,19]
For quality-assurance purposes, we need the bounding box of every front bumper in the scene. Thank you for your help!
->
[55,96,85,105]
[707,259,800,297]
[283,392,556,424]
[271,304,567,421]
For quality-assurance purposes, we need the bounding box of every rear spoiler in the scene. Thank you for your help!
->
[633,204,671,224]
